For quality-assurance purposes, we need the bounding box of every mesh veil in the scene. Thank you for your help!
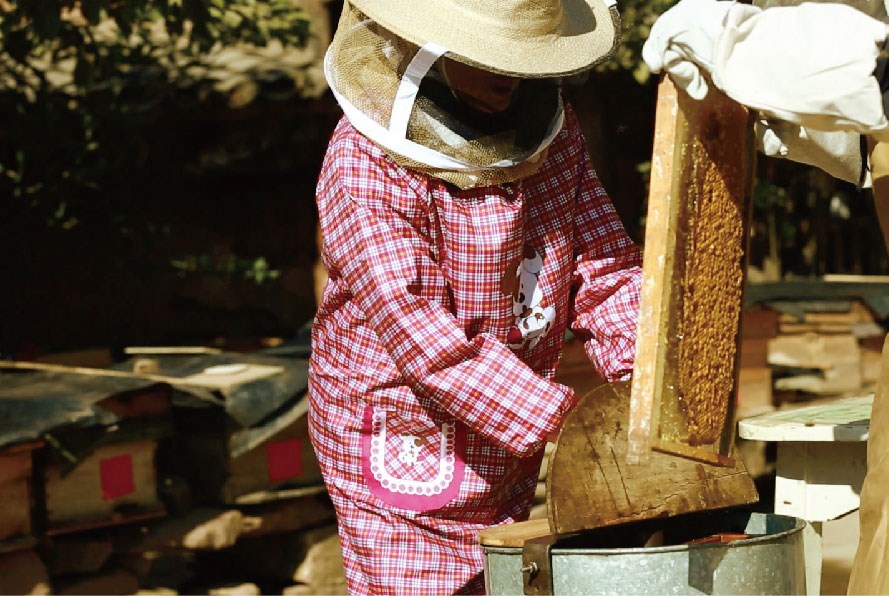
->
[325,2,566,188]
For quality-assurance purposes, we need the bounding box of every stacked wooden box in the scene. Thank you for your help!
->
[739,296,885,414]
[0,354,344,594]
[767,299,883,399]
[0,440,42,551]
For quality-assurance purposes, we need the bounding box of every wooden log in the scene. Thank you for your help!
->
[628,75,755,465]
[42,535,113,575]
[55,568,139,595]
[113,508,249,553]
[547,383,758,535]
[192,524,343,586]
[204,582,261,596]
[112,493,334,553]
[0,549,52,595]
[237,490,335,537]
[291,526,346,588]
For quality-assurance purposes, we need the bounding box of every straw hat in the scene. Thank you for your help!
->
[325,0,620,187]
[347,0,621,78]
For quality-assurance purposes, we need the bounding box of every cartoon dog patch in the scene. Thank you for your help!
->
[501,243,555,351]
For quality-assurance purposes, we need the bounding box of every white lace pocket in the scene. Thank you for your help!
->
[361,405,466,511]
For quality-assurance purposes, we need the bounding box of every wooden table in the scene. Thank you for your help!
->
[738,394,872,595]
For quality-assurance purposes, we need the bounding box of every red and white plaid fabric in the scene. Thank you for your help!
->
[308,103,641,595]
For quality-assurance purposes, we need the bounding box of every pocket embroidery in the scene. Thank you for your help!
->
[362,406,466,511]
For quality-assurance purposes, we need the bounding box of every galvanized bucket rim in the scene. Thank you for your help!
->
[483,513,806,556]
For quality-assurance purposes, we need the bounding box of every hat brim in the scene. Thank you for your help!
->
[347,0,621,78]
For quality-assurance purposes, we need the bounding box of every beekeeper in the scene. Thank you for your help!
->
[641,2,889,593]
[307,0,643,592]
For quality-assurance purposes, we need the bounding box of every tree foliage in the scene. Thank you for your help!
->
[0,0,311,227]
[599,0,675,83]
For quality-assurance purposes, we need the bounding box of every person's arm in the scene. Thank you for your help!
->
[566,122,642,382]
[317,131,574,457]
[869,137,889,251]
[643,0,889,138]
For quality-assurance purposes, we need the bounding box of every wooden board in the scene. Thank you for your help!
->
[477,518,551,549]
[628,76,755,465]
[738,394,872,443]
[0,359,282,396]
[547,383,758,535]
[0,441,41,544]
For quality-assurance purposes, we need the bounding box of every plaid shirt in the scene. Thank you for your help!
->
[309,104,641,594]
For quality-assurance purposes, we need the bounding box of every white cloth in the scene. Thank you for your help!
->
[754,0,887,21]
[640,0,731,100]
[756,120,870,187]
[642,0,889,138]
[715,3,889,139]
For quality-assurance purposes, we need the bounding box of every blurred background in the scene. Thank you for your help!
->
[5,0,884,359]
[1,2,884,594]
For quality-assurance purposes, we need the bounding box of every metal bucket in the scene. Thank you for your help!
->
[483,511,806,595]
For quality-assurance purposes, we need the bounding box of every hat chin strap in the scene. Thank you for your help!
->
[325,41,564,172]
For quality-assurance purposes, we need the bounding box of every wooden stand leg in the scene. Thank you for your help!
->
[803,521,824,596]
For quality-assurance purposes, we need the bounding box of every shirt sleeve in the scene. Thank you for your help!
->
[714,2,889,139]
[567,122,642,382]
[317,129,574,457]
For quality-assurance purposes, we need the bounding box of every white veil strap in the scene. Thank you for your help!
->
[389,42,449,138]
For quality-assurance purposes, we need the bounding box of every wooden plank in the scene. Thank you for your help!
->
[0,359,281,394]
[626,75,681,465]
[736,366,774,419]
[823,274,889,283]
[0,441,41,543]
[738,394,872,443]
[628,75,755,465]
[548,383,758,535]
[767,333,860,370]
[477,518,551,548]
[124,346,223,355]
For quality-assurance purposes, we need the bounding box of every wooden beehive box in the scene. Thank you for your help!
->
[0,366,174,536]
[117,352,320,505]
[174,396,323,505]
[43,438,166,535]
[224,400,323,503]
[0,441,42,549]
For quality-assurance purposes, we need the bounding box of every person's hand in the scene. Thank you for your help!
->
[641,0,734,100]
